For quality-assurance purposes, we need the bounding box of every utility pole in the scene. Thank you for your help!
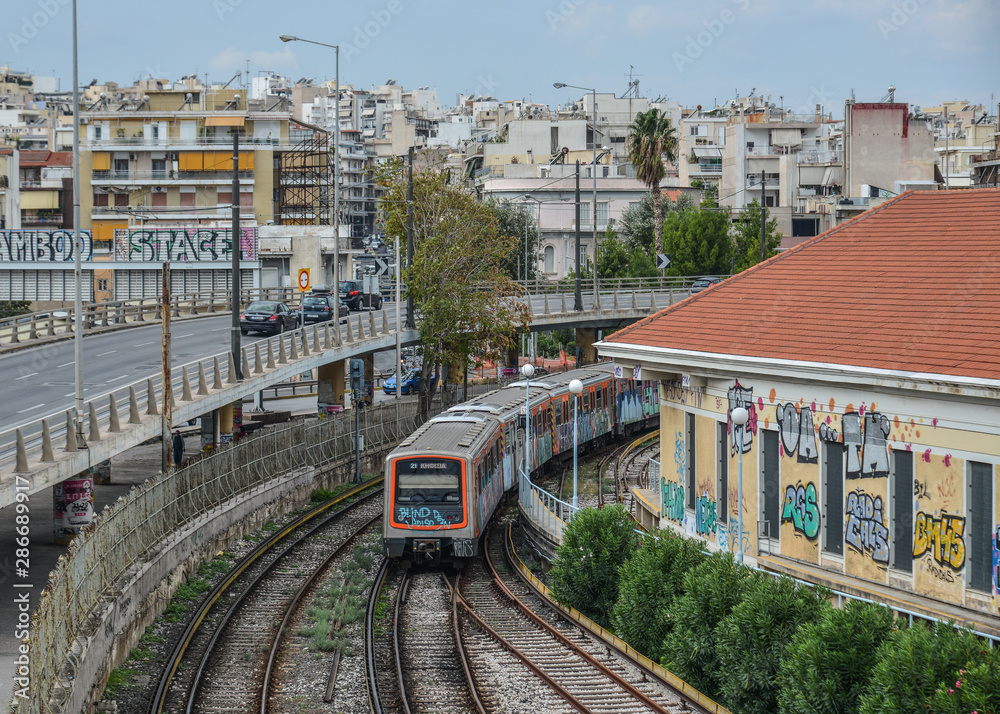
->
[162,262,172,472]
[760,170,767,263]
[231,129,242,380]
[574,160,582,311]
[71,0,85,449]
[405,147,415,329]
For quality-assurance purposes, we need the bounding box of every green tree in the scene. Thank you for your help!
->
[714,575,830,714]
[596,233,658,280]
[777,600,896,714]
[0,301,31,319]
[661,553,753,699]
[377,160,529,417]
[926,646,1000,714]
[626,109,678,258]
[859,620,984,714]
[548,505,637,628]
[731,198,781,272]
[611,532,706,662]
[617,192,694,258]
[661,204,733,277]
[489,198,538,281]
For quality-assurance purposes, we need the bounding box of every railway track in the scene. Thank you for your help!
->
[149,479,383,714]
[599,432,659,506]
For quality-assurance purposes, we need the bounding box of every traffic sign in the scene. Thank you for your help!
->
[297,268,310,292]
[373,257,389,276]
[656,253,671,270]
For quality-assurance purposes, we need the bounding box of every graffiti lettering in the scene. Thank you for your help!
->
[395,506,451,528]
[845,491,889,563]
[673,430,686,480]
[993,526,999,595]
[662,380,703,408]
[914,479,929,500]
[818,422,839,443]
[925,560,956,584]
[717,520,750,556]
[781,481,820,539]
[776,403,818,463]
[0,229,93,262]
[727,381,755,455]
[843,410,890,478]
[113,227,258,262]
[662,480,685,523]
[913,511,966,571]
[695,495,717,535]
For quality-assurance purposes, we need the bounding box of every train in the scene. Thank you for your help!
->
[382,363,660,564]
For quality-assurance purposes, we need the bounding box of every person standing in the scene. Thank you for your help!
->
[172,429,185,467]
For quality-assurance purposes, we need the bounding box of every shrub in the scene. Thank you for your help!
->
[548,505,637,628]
[715,574,829,714]
[859,619,984,713]
[660,552,753,699]
[777,599,896,714]
[611,530,706,662]
[926,647,1000,713]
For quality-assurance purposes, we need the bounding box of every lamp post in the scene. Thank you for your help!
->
[569,378,583,508]
[279,35,340,326]
[521,363,534,480]
[71,0,85,449]
[554,82,599,301]
[730,407,749,564]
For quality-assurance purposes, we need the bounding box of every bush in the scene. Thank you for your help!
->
[926,647,1000,713]
[777,599,896,714]
[548,505,637,628]
[859,620,984,713]
[661,552,753,699]
[715,574,829,714]
[611,531,706,662]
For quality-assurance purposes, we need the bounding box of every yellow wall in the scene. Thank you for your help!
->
[913,452,965,604]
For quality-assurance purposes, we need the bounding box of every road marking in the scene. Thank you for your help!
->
[16,404,45,414]
[58,361,74,368]
[97,350,117,357]
[106,375,130,383]
[64,389,90,397]
[210,328,227,332]
[176,332,194,338]
[134,341,154,347]
[15,372,38,380]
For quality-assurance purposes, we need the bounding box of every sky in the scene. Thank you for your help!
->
[3,0,999,115]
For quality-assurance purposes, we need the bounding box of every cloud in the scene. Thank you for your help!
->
[206,46,298,76]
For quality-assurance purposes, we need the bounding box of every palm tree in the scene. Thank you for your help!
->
[626,109,678,258]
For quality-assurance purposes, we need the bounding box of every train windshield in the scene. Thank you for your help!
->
[394,457,462,506]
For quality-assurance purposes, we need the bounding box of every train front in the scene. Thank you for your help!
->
[383,454,473,564]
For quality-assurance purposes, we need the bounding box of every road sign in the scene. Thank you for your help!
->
[656,253,671,270]
[373,257,389,276]
[297,268,310,292]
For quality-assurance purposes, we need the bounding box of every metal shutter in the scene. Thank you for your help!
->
[824,444,844,555]
[686,412,696,510]
[717,421,728,524]
[969,461,993,592]
[892,450,913,572]
[762,430,780,540]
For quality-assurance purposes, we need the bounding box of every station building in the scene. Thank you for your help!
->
[598,188,1000,622]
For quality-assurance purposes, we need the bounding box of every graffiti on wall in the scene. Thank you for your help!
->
[0,229,93,262]
[114,227,258,262]
[845,490,890,563]
[775,403,819,463]
[695,495,717,536]
[662,480,685,523]
[843,410,891,478]
[662,380,703,408]
[717,520,750,556]
[727,381,756,455]
[781,481,820,539]
[993,526,999,596]
[913,511,966,572]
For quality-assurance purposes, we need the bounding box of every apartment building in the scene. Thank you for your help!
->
[18,150,72,230]
[923,102,997,188]
[0,148,18,230]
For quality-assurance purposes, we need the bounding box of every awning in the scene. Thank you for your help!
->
[22,191,60,210]
[204,116,246,127]
[692,147,721,158]
[771,128,802,146]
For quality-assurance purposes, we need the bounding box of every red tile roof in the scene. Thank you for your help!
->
[18,150,71,167]
[604,189,1000,381]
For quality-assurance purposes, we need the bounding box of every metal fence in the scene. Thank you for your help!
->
[16,398,430,714]
[518,467,578,543]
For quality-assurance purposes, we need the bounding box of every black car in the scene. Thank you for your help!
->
[690,276,724,294]
[300,294,349,323]
[339,280,383,311]
[239,301,298,335]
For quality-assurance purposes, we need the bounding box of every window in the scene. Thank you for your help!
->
[580,202,591,229]
[686,413,696,510]
[96,278,108,292]
[113,159,129,178]
[717,422,728,524]
[114,193,128,207]
[596,201,609,227]
[892,450,913,571]
[93,126,102,140]
[543,245,554,273]
[550,126,559,155]
[93,192,108,207]
[628,201,640,212]
[969,461,993,592]
[762,430,780,540]
[240,191,253,207]
[151,158,167,178]
[218,191,232,206]
[180,191,195,207]
[824,443,844,555]
[151,192,167,208]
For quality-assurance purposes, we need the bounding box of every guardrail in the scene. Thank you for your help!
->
[517,467,578,544]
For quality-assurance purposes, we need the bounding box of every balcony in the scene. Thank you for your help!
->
[692,163,722,174]
[92,170,255,182]
[798,150,841,165]
[84,136,286,148]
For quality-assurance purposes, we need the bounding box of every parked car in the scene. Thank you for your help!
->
[339,280,383,311]
[239,301,298,335]
[382,370,435,395]
[300,292,350,324]
[690,276,724,294]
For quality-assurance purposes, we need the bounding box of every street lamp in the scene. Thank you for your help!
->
[554,82,599,302]
[569,378,583,508]
[730,407,749,564]
[280,34,340,327]
[521,363,534,481]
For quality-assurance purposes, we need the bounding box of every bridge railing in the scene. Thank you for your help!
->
[15,397,429,714]
[518,466,579,544]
